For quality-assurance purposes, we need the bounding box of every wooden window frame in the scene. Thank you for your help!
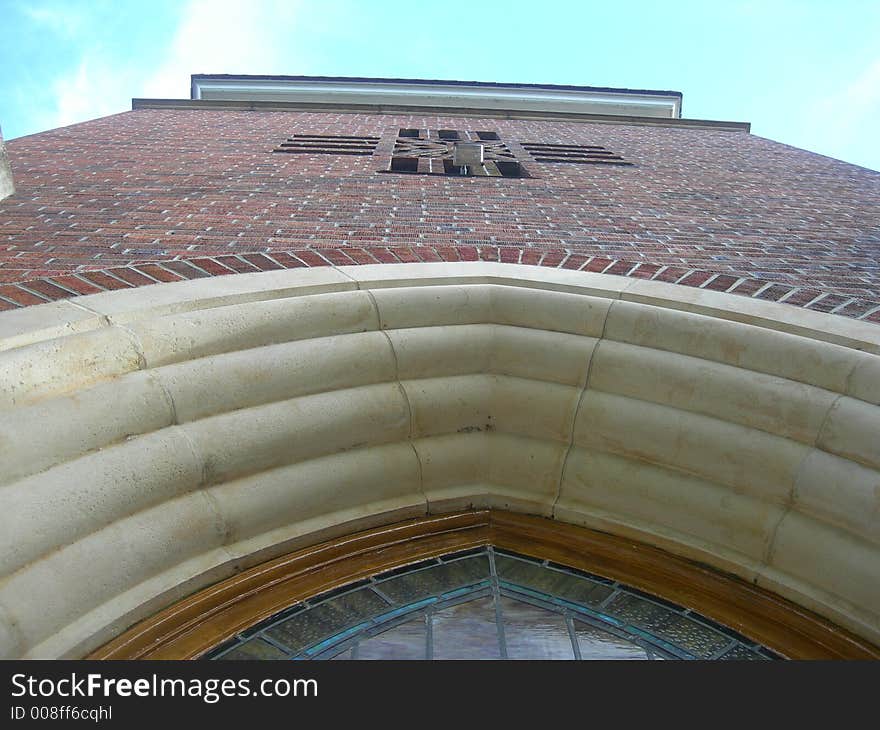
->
[90,511,880,660]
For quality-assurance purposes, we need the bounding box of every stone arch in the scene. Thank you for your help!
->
[0,262,878,658]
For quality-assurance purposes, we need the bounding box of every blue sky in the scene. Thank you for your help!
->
[2,0,880,171]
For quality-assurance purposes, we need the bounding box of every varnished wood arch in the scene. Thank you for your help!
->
[90,511,880,660]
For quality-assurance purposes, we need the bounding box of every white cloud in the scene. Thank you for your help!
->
[19,2,84,37]
[140,0,299,98]
[824,57,880,133]
[48,58,138,129]
[39,0,300,133]
[800,57,880,171]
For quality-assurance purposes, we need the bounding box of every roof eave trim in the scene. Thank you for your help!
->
[189,76,683,119]
[131,97,750,132]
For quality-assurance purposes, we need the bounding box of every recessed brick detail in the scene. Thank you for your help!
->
[0,285,48,307]
[539,251,567,268]
[771,288,820,307]
[804,293,852,314]
[213,255,261,274]
[561,254,589,270]
[50,275,104,296]
[628,263,662,279]
[0,247,877,323]
[835,300,878,319]
[21,279,78,301]
[678,271,715,288]
[78,271,133,291]
[134,263,186,283]
[160,260,211,279]
[458,247,479,262]
[240,253,284,271]
[105,267,160,288]
[186,257,239,276]
[729,278,770,297]
[703,274,739,292]
[499,248,519,264]
[604,260,636,276]
[582,257,613,273]
[1,108,878,322]
[755,283,796,302]
[265,251,308,268]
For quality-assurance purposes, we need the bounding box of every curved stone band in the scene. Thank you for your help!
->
[0,261,877,658]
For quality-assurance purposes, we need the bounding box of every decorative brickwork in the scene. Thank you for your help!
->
[520,142,630,165]
[273,134,379,155]
[387,129,523,177]
[2,109,880,320]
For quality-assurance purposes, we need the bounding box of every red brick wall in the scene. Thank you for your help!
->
[2,108,879,321]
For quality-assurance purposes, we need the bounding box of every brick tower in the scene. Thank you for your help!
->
[0,77,878,660]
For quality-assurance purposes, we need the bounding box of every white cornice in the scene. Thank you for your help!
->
[190,77,682,119]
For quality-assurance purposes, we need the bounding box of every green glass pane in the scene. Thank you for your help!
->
[652,615,731,658]
[718,644,767,660]
[604,593,677,634]
[355,615,428,660]
[377,555,489,604]
[604,593,730,657]
[221,637,288,660]
[432,596,501,659]
[495,555,614,607]
[499,597,574,659]
[573,620,651,660]
[265,587,388,654]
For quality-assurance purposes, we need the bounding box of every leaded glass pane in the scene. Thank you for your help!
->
[356,615,428,660]
[221,637,288,660]
[718,644,767,660]
[499,597,574,659]
[432,596,502,660]
[604,592,678,634]
[376,555,489,604]
[209,548,779,661]
[495,554,614,607]
[652,614,731,658]
[573,620,652,660]
[265,587,388,654]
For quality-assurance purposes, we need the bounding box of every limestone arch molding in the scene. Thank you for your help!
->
[0,261,878,659]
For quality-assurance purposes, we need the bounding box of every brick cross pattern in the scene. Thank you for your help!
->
[389,130,524,177]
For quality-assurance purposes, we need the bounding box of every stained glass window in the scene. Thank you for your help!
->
[206,548,779,660]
